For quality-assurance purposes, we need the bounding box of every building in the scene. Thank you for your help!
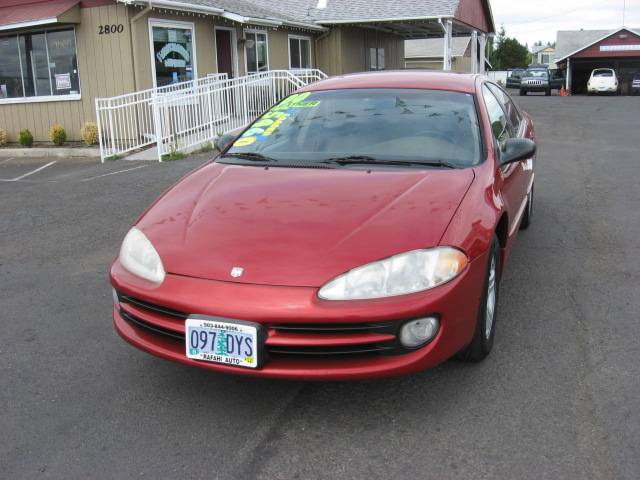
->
[405,37,473,72]
[0,0,495,142]
[531,43,556,68]
[555,27,640,95]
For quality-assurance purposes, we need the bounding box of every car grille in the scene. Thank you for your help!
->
[526,80,544,86]
[116,293,405,357]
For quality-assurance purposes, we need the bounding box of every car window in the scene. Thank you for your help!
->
[487,83,522,135]
[482,85,511,147]
[525,70,548,79]
[593,70,613,77]
[225,88,483,167]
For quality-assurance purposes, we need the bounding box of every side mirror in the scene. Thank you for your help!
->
[500,138,536,166]
[214,133,236,153]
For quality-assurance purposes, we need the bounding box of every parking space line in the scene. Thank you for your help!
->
[8,161,57,181]
[79,165,148,182]
[0,157,14,165]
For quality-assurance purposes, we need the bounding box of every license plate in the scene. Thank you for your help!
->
[185,316,264,369]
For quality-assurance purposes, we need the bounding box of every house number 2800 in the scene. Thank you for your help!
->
[99,24,124,35]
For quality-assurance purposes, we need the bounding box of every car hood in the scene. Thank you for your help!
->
[137,162,474,287]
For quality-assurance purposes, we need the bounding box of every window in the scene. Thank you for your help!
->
[483,85,511,148]
[486,83,522,134]
[0,28,79,102]
[150,21,195,87]
[369,47,385,71]
[289,35,311,69]
[245,30,268,74]
[226,89,482,167]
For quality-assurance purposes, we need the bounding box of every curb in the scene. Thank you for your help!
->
[0,147,100,158]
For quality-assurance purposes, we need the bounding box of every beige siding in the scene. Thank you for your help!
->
[316,26,405,76]
[315,29,342,75]
[405,55,473,73]
[0,3,134,142]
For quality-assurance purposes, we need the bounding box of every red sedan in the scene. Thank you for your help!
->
[110,71,536,380]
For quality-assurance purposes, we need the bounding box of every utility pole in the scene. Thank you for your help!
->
[623,0,626,26]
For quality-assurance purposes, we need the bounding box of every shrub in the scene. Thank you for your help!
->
[49,124,66,146]
[19,129,33,147]
[80,121,99,146]
[0,128,7,146]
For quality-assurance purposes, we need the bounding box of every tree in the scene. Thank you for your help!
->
[489,26,531,70]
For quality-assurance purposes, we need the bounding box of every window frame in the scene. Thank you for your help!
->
[485,82,523,137]
[0,27,81,105]
[481,83,512,149]
[244,28,269,75]
[148,18,198,89]
[369,47,385,71]
[288,34,312,70]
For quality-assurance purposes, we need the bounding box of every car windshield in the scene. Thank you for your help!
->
[593,70,613,77]
[525,70,548,78]
[222,88,482,167]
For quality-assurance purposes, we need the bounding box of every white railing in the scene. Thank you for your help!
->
[154,70,305,160]
[95,74,228,161]
[290,68,329,84]
[96,70,325,162]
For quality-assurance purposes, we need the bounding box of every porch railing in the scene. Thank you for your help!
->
[96,69,326,162]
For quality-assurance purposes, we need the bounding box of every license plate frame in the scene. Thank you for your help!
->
[185,315,266,369]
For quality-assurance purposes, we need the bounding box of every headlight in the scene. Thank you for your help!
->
[318,247,468,300]
[119,227,165,284]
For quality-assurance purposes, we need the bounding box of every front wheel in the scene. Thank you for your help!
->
[458,236,500,362]
[545,89,551,96]
[520,89,526,96]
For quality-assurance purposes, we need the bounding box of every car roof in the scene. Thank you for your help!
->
[300,71,480,95]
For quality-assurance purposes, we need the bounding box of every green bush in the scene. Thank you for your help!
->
[19,129,33,147]
[0,128,7,146]
[49,124,66,146]
[81,122,99,146]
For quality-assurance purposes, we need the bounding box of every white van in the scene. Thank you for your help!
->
[587,69,619,95]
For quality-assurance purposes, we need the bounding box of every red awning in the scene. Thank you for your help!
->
[0,0,80,32]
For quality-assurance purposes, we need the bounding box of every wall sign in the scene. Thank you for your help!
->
[99,24,124,35]
[55,73,71,91]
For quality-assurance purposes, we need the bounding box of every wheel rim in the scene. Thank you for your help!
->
[485,255,497,339]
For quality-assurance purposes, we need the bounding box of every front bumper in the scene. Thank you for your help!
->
[110,252,487,380]
[521,84,549,92]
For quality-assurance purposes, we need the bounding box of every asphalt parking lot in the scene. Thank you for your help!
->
[2,95,639,479]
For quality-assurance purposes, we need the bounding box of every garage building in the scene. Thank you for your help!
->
[555,27,640,95]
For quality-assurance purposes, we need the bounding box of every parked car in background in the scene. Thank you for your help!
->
[549,70,566,90]
[520,67,552,96]
[631,72,640,95]
[506,69,525,89]
[110,72,537,380]
[587,69,619,95]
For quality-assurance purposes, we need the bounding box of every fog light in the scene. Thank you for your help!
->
[112,288,120,310]
[399,317,439,348]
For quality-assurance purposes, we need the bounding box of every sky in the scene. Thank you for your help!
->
[490,0,640,46]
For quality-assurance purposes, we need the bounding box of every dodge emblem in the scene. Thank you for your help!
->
[230,267,244,278]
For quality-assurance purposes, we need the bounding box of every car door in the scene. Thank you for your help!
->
[482,83,533,234]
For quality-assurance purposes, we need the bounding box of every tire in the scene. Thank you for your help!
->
[520,184,534,230]
[545,89,551,96]
[520,89,526,96]
[458,236,501,362]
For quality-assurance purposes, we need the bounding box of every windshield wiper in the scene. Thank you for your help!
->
[321,155,458,169]
[221,152,278,163]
